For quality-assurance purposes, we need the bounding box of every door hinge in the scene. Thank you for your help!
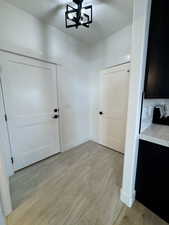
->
[4,114,7,122]
[11,157,14,165]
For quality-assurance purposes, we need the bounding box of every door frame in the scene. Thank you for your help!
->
[100,62,130,79]
[97,62,130,146]
[0,50,63,217]
[0,76,14,177]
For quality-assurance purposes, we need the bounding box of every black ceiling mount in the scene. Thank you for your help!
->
[65,0,92,29]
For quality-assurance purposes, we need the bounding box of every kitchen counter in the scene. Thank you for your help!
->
[140,124,169,148]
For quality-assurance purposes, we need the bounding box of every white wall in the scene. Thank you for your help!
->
[0,147,12,216]
[90,25,132,69]
[89,25,132,141]
[0,1,91,158]
[120,0,152,207]
[0,1,92,217]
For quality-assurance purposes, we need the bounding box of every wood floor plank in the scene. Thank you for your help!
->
[8,141,168,225]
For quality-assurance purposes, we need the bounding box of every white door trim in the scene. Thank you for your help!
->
[0,51,62,172]
[0,76,14,176]
[100,62,130,74]
[100,62,131,74]
[97,63,130,151]
[56,65,64,154]
[0,46,64,152]
[0,43,60,66]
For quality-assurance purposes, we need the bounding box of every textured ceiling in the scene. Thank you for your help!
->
[6,0,133,44]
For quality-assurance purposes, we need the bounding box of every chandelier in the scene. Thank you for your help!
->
[65,0,93,29]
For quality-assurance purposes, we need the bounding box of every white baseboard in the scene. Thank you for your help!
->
[120,188,136,208]
[62,137,92,152]
[90,136,99,143]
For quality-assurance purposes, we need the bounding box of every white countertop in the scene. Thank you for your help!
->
[140,124,169,147]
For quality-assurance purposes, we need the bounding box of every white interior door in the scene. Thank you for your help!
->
[0,52,60,171]
[0,79,13,176]
[98,63,130,153]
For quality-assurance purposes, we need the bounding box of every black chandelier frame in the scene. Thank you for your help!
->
[65,0,93,29]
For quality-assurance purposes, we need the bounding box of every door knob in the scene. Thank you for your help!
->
[52,115,59,119]
[99,111,104,115]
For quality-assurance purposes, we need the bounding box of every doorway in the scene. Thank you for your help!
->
[98,63,130,153]
[0,52,61,172]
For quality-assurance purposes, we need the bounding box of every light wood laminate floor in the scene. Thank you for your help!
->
[8,141,168,225]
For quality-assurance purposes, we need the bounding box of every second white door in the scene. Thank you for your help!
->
[0,52,60,171]
[98,63,130,153]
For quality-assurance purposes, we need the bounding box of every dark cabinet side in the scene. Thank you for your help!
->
[144,0,169,98]
[135,140,169,223]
